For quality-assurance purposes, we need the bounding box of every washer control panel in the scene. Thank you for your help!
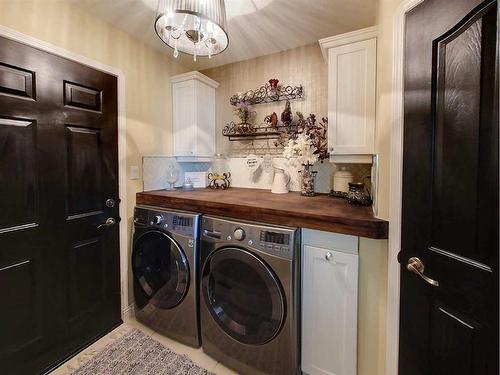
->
[202,216,298,260]
[260,230,290,253]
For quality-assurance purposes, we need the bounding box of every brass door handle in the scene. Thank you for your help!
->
[406,257,439,287]
[97,217,116,229]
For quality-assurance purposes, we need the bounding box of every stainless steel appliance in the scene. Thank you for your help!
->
[132,206,201,347]
[200,216,301,375]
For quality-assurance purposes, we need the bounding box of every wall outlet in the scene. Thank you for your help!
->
[130,165,140,180]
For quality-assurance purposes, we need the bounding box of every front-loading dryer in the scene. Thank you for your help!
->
[132,206,201,347]
[200,216,301,375]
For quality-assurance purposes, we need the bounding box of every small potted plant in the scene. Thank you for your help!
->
[233,102,256,134]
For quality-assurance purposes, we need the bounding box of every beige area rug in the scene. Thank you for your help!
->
[68,328,214,375]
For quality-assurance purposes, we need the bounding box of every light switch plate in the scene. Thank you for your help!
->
[130,165,140,180]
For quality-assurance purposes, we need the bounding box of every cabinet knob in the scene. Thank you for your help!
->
[325,252,333,261]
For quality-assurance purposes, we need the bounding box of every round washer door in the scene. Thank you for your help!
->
[202,247,285,345]
[132,230,189,309]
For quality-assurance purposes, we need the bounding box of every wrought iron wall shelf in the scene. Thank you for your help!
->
[230,83,303,106]
[223,122,296,142]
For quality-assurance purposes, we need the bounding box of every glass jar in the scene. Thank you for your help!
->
[300,164,317,197]
[212,153,228,175]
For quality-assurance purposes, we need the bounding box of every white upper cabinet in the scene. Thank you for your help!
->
[319,27,377,164]
[171,71,218,160]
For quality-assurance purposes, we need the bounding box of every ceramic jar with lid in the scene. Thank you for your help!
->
[332,167,353,192]
[347,182,372,206]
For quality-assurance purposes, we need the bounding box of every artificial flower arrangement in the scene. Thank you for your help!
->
[278,113,329,164]
[277,113,329,196]
[282,132,319,166]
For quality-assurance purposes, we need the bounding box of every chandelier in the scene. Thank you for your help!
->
[155,0,229,61]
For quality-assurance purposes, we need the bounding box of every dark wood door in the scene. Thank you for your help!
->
[400,0,499,374]
[0,36,121,375]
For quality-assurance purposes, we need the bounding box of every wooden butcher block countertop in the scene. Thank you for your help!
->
[136,188,388,239]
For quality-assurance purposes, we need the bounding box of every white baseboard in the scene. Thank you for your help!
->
[121,303,136,320]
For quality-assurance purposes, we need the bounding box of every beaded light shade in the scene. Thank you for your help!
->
[155,0,229,61]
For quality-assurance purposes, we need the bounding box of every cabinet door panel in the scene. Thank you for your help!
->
[302,245,359,375]
[195,81,216,157]
[328,38,376,155]
[173,81,196,156]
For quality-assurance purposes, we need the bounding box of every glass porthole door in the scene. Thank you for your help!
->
[202,247,285,345]
[132,231,189,309]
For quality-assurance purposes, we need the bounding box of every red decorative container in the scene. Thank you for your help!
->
[269,78,279,91]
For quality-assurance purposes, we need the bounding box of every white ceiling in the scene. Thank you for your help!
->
[72,0,377,69]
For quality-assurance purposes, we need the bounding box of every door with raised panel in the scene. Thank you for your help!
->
[172,80,197,156]
[400,0,498,374]
[327,38,376,156]
[302,245,358,375]
[0,36,121,375]
[194,80,216,157]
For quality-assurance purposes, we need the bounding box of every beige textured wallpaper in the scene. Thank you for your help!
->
[201,42,328,156]
[0,0,191,305]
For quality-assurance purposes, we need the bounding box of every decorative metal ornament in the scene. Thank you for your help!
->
[269,78,279,91]
[281,100,293,125]
[208,172,231,189]
[155,0,229,61]
[264,112,278,128]
[230,82,303,106]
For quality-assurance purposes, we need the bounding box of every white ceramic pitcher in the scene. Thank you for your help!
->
[271,167,290,194]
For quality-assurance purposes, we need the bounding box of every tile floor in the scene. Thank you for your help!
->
[49,317,238,375]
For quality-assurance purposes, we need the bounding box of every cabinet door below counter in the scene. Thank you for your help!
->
[302,242,359,375]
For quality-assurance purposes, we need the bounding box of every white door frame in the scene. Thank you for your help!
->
[0,26,130,318]
[386,1,425,375]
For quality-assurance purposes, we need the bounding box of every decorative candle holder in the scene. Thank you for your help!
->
[208,172,231,189]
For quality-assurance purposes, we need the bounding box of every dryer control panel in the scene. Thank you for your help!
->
[134,206,199,238]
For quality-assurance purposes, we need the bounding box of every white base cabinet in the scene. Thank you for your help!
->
[302,229,359,375]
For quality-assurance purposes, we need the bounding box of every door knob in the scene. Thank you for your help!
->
[97,217,116,229]
[406,257,439,287]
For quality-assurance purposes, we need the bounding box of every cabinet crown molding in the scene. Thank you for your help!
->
[170,70,219,88]
[319,26,378,61]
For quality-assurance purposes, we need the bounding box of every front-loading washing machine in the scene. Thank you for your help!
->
[200,216,301,375]
[132,206,201,347]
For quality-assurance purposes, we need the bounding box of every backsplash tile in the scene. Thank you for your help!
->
[142,156,211,191]
[142,156,371,195]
